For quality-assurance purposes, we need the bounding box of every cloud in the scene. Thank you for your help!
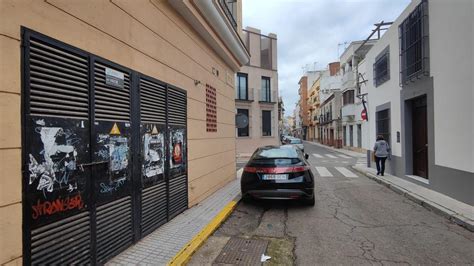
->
[242,0,410,115]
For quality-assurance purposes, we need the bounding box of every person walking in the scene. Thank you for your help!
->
[373,135,390,176]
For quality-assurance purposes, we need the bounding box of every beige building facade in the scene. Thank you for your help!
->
[235,27,278,157]
[307,74,321,141]
[0,0,249,264]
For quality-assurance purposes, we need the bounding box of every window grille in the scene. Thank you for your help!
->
[399,0,429,85]
[374,47,390,87]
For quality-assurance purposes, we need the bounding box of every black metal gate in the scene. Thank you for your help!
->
[21,28,188,265]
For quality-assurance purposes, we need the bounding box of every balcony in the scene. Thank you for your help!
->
[259,89,277,104]
[342,70,355,87]
[341,103,357,121]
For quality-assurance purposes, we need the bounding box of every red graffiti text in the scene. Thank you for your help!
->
[32,194,84,219]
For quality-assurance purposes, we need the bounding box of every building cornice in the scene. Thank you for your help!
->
[168,0,250,71]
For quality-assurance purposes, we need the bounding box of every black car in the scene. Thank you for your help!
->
[241,145,315,206]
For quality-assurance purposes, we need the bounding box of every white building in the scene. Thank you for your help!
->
[293,103,302,138]
[340,40,377,152]
[319,62,342,103]
[365,0,473,205]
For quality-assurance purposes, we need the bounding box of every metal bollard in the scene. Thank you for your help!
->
[367,150,371,168]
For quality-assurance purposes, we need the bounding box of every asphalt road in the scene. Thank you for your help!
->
[190,142,474,265]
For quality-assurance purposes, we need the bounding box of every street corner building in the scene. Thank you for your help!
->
[364,0,474,206]
[235,27,279,157]
[0,0,250,264]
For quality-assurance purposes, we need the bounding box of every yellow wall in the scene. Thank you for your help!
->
[0,0,238,263]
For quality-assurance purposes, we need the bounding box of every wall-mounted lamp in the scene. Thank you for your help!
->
[194,80,201,86]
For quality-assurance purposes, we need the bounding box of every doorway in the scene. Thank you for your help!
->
[412,96,428,178]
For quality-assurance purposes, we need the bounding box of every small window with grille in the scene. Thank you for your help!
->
[206,84,217,132]
[374,46,390,87]
[376,109,390,144]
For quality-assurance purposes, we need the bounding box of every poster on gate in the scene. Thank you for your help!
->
[169,128,186,175]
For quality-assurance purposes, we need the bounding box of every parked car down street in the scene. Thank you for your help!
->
[241,145,315,206]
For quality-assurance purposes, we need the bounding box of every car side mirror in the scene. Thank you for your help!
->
[305,154,309,160]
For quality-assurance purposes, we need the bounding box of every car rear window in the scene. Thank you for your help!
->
[253,147,299,159]
[290,139,302,144]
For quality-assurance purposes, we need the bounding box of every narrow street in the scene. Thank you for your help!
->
[190,142,474,265]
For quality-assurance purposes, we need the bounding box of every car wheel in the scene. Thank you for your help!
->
[303,195,315,206]
[241,193,252,203]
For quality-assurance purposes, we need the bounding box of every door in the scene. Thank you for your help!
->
[357,124,362,148]
[92,60,134,263]
[330,129,334,146]
[138,76,168,236]
[412,96,428,178]
[349,125,354,147]
[343,126,347,146]
[22,31,94,265]
[167,86,188,219]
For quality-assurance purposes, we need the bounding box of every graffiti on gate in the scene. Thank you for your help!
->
[99,177,126,194]
[28,124,81,197]
[31,193,84,220]
[169,129,185,169]
[143,125,164,178]
[96,134,129,174]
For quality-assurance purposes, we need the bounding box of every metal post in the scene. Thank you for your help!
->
[367,150,371,168]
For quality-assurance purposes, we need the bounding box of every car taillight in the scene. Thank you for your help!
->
[244,166,257,173]
[244,166,310,174]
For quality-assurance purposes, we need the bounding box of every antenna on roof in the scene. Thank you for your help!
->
[337,42,348,59]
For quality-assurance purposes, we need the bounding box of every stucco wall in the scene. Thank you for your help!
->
[0,0,238,263]
[429,0,474,173]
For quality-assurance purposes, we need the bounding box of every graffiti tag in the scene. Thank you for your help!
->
[99,177,126,193]
[31,194,84,220]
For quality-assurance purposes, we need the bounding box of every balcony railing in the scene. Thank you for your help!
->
[218,0,237,29]
[235,87,254,101]
[341,103,357,118]
[342,70,355,87]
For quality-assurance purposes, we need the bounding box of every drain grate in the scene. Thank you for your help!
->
[214,237,269,265]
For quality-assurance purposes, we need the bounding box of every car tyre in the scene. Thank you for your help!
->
[241,193,252,203]
[303,195,315,206]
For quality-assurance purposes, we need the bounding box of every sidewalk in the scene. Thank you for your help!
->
[353,164,474,232]
[306,140,474,232]
[108,170,242,265]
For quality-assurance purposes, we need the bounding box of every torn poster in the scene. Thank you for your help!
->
[143,127,164,178]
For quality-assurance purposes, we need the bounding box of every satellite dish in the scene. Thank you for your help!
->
[235,113,249,129]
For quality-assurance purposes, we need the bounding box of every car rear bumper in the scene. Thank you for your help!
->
[244,188,314,200]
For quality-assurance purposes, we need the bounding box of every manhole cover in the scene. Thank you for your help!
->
[213,237,269,265]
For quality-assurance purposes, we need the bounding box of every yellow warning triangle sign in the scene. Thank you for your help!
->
[151,125,159,135]
[110,123,121,135]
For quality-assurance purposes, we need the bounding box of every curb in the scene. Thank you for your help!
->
[167,199,239,266]
[352,166,474,232]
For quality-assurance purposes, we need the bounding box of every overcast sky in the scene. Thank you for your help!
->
[242,0,410,116]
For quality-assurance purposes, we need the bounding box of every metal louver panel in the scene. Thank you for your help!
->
[30,211,91,265]
[168,175,188,219]
[141,182,167,236]
[140,78,166,124]
[28,38,89,119]
[96,196,133,263]
[167,88,186,126]
[94,62,131,122]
